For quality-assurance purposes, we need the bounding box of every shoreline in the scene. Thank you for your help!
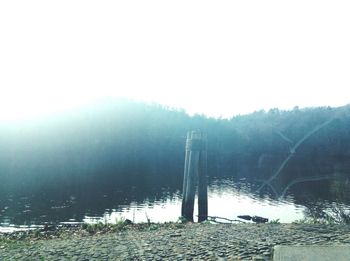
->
[1,223,350,260]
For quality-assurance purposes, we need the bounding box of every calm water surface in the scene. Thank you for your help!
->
[1,176,335,232]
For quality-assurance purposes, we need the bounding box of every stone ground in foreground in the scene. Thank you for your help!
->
[1,223,350,260]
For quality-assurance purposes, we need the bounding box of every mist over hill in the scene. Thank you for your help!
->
[1,99,350,201]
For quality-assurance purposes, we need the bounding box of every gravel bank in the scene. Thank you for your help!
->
[1,223,350,260]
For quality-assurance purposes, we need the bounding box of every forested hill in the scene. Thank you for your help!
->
[1,98,350,193]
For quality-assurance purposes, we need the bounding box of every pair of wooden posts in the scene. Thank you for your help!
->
[181,131,208,222]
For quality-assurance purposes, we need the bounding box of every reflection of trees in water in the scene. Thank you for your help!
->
[295,179,350,224]
[1,175,182,225]
[330,180,350,202]
[279,175,349,199]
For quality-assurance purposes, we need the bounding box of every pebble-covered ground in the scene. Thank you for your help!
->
[1,223,350,260]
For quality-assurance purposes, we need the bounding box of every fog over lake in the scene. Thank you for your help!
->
[1,100,350,230]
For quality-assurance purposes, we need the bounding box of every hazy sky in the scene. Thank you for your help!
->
[1,1,349,119]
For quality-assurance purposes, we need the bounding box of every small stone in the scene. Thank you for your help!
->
[169,234,181,238]
[258,246,269,251]
[263,251,271,256]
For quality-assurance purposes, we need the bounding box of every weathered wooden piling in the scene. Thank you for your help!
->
[181,132,191,218]
[181,130,208,222]
[198,132,208,222]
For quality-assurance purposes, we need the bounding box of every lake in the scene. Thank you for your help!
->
[2,175,349,232]
[1,101,350,232]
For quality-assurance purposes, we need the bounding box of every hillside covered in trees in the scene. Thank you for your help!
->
[1,99,350,201]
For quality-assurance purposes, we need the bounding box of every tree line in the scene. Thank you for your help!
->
[1,98,349,197]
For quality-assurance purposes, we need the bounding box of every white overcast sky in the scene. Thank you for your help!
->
[0,1,349,119]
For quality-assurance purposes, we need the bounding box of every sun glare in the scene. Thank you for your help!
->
[1,1,349,120]
[0,88,98,120]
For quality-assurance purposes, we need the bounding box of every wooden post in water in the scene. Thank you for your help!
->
[198,132,208,222]
[181,132,191,217]
[181,131,208,222]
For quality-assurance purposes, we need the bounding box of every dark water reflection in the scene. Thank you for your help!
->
[2,176,349,230]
